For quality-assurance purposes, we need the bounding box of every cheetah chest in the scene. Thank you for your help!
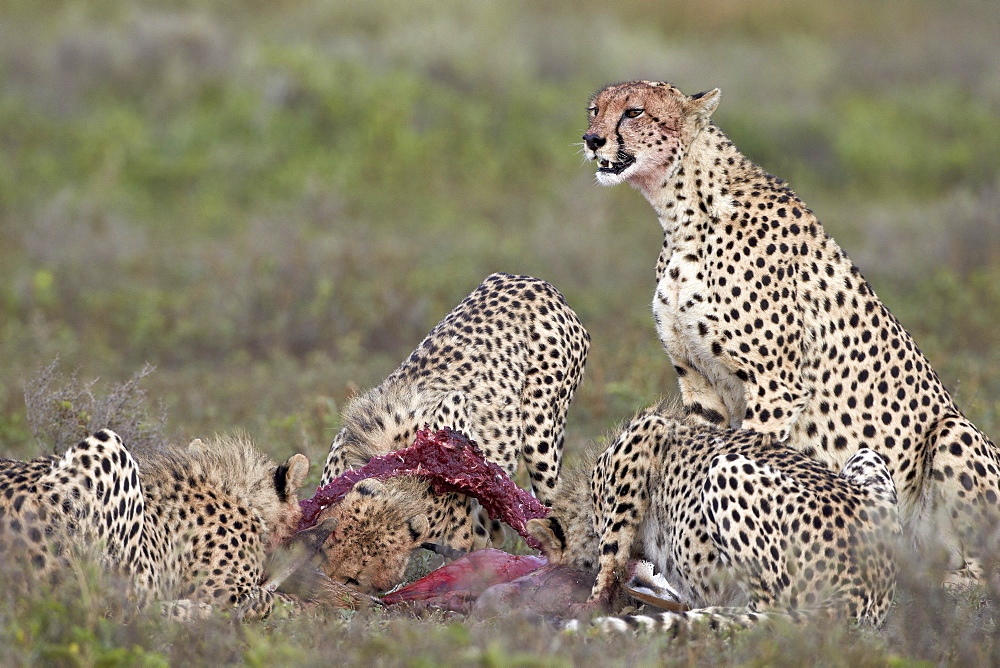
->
[653,240,745,425]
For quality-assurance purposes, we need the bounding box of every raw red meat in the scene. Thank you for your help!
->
[380,548,545,610]
[379,548,599,618]
[297,427,550,548]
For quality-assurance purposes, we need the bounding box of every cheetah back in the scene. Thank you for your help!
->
[530,403,900,631]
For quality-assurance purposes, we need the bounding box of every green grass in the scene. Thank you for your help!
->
[1,0,998,663]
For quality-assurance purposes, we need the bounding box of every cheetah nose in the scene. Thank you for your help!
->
[582,133,606,151]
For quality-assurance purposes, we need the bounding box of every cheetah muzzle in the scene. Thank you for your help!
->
[596,150,635,176]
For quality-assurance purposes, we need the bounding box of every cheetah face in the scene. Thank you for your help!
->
[313,479,431,595]
[583,80,720,188]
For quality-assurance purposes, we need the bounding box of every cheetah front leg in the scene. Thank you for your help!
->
[518,363,585,507]
[672,360,734,429]
[739,382,811,443]
[695,292,811,441]
[719,342,811,442]
[203,568,278,621]
[653,286,734,429]
[661,328,809,441]
[589,423,657,605]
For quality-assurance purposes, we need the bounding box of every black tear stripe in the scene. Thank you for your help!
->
[614,113,628,154]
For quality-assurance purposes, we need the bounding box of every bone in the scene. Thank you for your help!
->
[421,542,467,561]
[620,561,690,612]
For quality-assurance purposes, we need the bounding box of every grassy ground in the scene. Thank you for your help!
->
[1,0,998,664]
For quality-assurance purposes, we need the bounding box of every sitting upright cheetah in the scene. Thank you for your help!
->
[312,272,589,593]
[581,80,998,585]
[529,401,900,634]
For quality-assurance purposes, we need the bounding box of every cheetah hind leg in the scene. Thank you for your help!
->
[32,430,147,583]
[913,415,1000,589]
[703,449,898,627]
[838,448,898,507]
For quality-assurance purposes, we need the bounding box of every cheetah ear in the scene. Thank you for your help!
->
[353,478,387,497]
[406,514,430,544]
[284,454,310,496]
[527,517,565,558]
[187,438,205,455]
[688,88,721,128]
[274,454,310,502]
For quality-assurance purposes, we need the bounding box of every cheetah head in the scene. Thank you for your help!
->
[312,478,431,595]
[527,511,597,573]
[583,80,720,189]
[185,436,310,552]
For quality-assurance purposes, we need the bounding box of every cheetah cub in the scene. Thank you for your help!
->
[0,430,323,620]
[313,273,589,593]
[528,402,900,634]
[582,80,999,586]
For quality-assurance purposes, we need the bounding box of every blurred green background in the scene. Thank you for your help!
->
[1,0,998,472]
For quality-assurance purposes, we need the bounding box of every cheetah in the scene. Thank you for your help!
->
[581,80,999,585]
[528,402,900,634]
[0,429,325,619]
[311,272,589,594]
[0,429,145,583]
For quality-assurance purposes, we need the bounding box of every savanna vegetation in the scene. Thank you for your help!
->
[0,0,997,664]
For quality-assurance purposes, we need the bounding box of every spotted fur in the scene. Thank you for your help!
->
[582,80,999,584]
[316,272,589,593]
[0,429,145,581]
[0,429,311,620]
[529,402,900,634]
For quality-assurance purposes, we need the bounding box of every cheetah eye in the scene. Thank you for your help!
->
[624,108,644,119]
[587,106,598,117]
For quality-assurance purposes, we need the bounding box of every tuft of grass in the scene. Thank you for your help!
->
[23,359,167,457]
